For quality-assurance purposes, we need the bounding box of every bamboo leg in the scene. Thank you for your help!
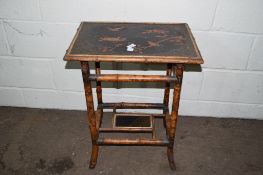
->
[163,64,172,128]
[167,64,184,170]
[95,62,103,127]
[167,147,176,170]
[90,144,99,168]
[81,61,99,169]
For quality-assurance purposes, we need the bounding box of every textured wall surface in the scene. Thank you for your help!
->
[0,0,263,119]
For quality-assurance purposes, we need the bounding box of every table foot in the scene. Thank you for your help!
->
[89,144,99,169]
[167,147,176,171]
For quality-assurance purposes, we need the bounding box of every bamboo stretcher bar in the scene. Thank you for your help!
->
[88,74,177,82]
[99,127,152,133]
[113,112,165,118]
[97,138,169,146]
[101,102,165,109]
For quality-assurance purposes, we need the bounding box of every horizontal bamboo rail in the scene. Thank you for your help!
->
[97,138,169,146]
[99,127,152,133]
[88,74,177,82]
[101,102,165,109]
[113,112,165,118]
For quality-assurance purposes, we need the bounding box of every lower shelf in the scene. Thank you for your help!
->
[98,112,158,139]
[113,113,153,128]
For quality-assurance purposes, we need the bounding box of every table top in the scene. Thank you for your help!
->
[64,22,203,64]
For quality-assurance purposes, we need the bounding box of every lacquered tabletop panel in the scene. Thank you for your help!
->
[65,22,203,64]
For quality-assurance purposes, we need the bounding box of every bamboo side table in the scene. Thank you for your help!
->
[64,22,203,170]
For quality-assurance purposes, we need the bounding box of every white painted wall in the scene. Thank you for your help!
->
[0,0,263,119]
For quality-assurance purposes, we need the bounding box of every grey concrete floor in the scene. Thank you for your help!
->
[0,107,262,175]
